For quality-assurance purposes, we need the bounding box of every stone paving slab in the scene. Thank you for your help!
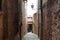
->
[22,32,40,40]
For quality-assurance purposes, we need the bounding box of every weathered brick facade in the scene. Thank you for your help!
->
[33,13,38,35]
[0,12,3,40]
[2,0,19,40]
[33,13,41,36]
[21,0,27,39]
[0,0,26,40]
[42,0,60,40]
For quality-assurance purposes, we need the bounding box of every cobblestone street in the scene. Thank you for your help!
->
[22,32,40,40]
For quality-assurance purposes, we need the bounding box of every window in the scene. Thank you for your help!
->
[0,0,2,11]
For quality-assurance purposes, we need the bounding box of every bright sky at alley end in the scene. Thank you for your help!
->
[26,0,47,17]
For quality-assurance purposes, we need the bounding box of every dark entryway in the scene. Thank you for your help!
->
[28,24,32,32]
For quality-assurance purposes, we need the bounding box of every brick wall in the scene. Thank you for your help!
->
[0,12,3,40]
[33,13,38,35]
[42,0,60,40]
[2,0,18,40]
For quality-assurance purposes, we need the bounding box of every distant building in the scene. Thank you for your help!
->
[26,17,33,32]
[33,13,41,36]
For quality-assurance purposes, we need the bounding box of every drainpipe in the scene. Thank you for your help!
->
[38,0,43,40]
[40,0,44,40]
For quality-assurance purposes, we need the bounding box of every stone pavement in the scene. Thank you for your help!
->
[22,32,40,40]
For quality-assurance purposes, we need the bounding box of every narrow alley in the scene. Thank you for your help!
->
[22,32,40,40]
[0,0,60,40]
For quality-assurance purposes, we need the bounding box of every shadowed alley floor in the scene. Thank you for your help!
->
[22,32,40,40]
